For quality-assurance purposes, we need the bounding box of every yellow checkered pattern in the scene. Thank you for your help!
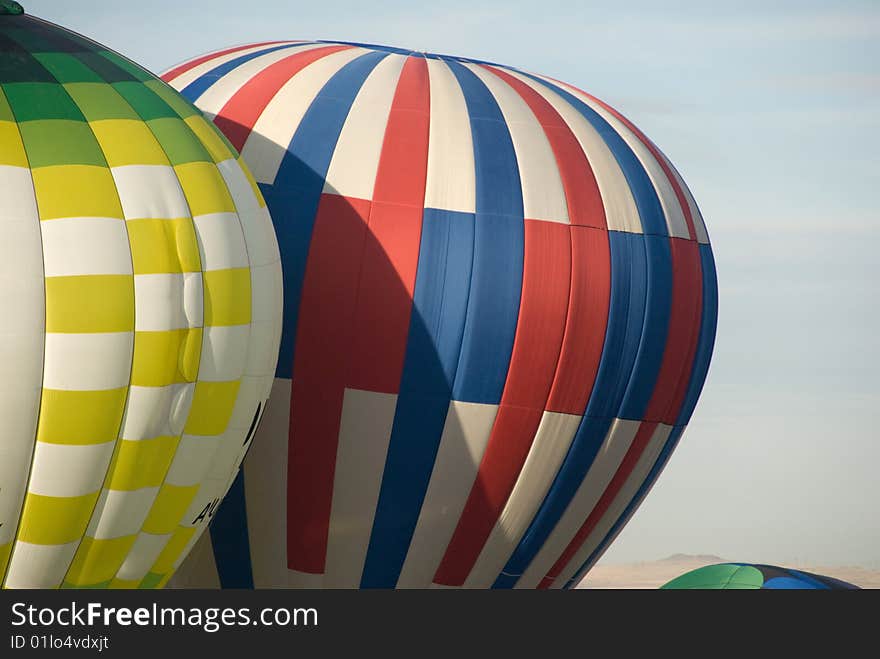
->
[1,47,279,588]
[8,116,134,588]
[60,100,254,590]
[0,109,27,168]
[1,80,258,589]
[0,544,10,579]
[134,151,283,588]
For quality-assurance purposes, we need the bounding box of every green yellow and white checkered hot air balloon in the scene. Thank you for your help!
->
[0,2,283,588]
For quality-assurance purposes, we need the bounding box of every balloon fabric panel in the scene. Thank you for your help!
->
[163,41,717,589]
[0,12,282,589]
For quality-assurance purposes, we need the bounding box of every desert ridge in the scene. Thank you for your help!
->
[577,554,880,589]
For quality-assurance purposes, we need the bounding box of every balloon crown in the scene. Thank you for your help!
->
[0,1,24,16]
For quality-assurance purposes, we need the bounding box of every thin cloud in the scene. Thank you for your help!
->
[759,73,880,94]
[613,10,880,42]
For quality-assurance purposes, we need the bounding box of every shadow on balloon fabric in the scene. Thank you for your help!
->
[175,128,504,590]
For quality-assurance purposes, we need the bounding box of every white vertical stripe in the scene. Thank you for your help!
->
[423,58,476,213]
[165,527,220,588]
[217,157,283,397]
[218,153,282,508]
[464,63,569,224]
[552,423,673,588]
[192,43,327,119]
[463,411,582,587]
[0,165,44,549]
[324,389,398,588]
[323,54,406,199]
[172,525,209,574]
[514,417,641,588]
[658,151,710,244]
[397,401,498,588]
[498,68,641,234]
[217,160,280,267]
[542,77,690,239]
[242,48,368,185]
[243,377,292,588]
[163,42,305,95]
[286,569,323,588]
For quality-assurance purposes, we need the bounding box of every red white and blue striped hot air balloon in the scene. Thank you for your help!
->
[162,41,718,590]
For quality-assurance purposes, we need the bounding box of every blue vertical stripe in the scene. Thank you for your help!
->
[618,235,672,419]
[563,423,687,588]
[491,74,686,587]
[522,74,669,237]
[260,50,388,379]
[564,246,716,588]
[563,246,716,587]
[208,470,254,589]
[179,43,311,102]
[361,56,528,586]
[493,230,646,588]
[492,417,613,589]
[587,232,648,419]
[445,58,524,404]
[360,209,476,588]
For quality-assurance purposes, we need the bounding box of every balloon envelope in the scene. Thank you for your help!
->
[165,41,718,589]
[661,564,861,590]
[0,10,282,588]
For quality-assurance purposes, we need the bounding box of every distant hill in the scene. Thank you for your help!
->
[658,553,727,564]
[577,555,880,589]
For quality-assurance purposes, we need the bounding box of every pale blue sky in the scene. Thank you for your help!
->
[24,0,879,568]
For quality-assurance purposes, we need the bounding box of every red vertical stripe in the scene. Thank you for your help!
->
[285,55,432,573]
[286,194,371,573]
[498,222,572,409]
[432,66,619,585]
[485,66,612,415]
[433,220,572,586]
[537,240,703,587]
[213,45,352,152]
[644,238,703,423]
[546,226,611,414]
[524,80,707,588]
[346,56,431,393]
[485,66,606,229]
[537,421,659,588]
[566,82,699,241]
[161,41,292,83]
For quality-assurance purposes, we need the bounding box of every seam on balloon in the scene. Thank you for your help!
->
[0,81,46,589]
